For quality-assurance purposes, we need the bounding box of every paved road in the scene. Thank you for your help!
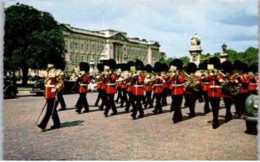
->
[3,92,257,160]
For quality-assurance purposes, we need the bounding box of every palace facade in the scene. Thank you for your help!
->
[61,24,161,73]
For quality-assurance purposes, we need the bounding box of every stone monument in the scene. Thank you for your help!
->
[219,43,228,63]
[189,33,202,66]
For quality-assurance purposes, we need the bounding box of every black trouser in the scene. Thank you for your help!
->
[186,93,197,117]
[121,88,128,107]
[144,91,153,108]
[223,97,232,122]
[105,94,117,115]
[162,88,168,106]
[39,98,60,129]
[154,93,163,114]
[235,93,249,117]
[115,87,122,104]
[76,93,89,112]
[54,90,66,110]
[202,91,210,113]
[132,95,144,118]
[172,95,183,121]
[184,93,190,107]
[250,91,258,95]
[95,89,102,106]
[209,97,220,124]
[126,91,134,112]
[99,89,106,110]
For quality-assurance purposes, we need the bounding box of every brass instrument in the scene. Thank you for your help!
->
[184,72,201,94]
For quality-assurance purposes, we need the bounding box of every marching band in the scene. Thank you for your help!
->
[37,57,258,131]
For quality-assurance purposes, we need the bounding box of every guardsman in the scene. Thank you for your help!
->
[152,62,164,114]
[37,62,61,131]
[104,59,118,117]
[248,64,258,95]
[131,60,145,119]
[144,64,153,109]
[95,64,104,107]
[75,62,91,114]
[115,68,123,105]
[236,62,250,117]
[184,62,198,118]
[205,57,222,129]
[200,60,211,114]
[161,63,170,106]
[54,69,67,111]
[120,64,128,108]
[169,59,185,123]
[220,61,234,122]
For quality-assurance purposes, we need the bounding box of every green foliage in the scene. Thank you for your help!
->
[179,56,189,66]
[4,3,66,84]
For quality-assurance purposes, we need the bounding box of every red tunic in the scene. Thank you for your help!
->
[133,76,144,96]
[170,74,185,95]
[78,74,91,93]
[239,74,250,94]
[106,74,117,94]
[153,78,163,94]
[205,75,222,98]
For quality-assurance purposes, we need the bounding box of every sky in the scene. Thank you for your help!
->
[5,0,259,58]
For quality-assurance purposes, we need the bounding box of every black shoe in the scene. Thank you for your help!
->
[75,109,81,114]
[104,112,108,117]
[204,110,210,114]
[51,125,61,129]
[125,108,129,113]
[138,114,144,118]
[37,124,45,131]
[189,114,195,118]
[173,118,179,124]
[59,108,66,111]
[83,110,89,113]
[111,112,117,116]
[158,111,163,114]
[148,105,153,108]
[131,114,136,120]
[225,115,232,123]
[212,122,219,129]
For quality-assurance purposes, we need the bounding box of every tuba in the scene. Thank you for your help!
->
[218,71,240,97]
[184,71,201,94]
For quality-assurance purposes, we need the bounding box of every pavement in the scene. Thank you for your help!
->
[3,92,257,160]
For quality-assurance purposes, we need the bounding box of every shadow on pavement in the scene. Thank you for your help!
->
[43,120,84,132]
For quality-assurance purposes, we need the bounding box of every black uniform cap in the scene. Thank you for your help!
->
[241,62,249,73]
[145,64,153,73]
[153,62,162,73]
[97,63,104,72]
[221,61,233,73]
[249,64,258,73]
[202,60,208,70]
[208,57,221,69]
[107,59,117,70]
[186,62,197,74]
[135,59,144,71]
[233,60,243,71]
[79,62,90,73]
[169,59,183,70]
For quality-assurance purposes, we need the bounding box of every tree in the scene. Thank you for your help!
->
[4,3,66,85]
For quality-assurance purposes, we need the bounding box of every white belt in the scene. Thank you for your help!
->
[250,83,257,85]
[134,85,143,87]
[201,82,209,84]
[80,84,88,86]
[45,85,55,87]
[154,84,163,86]
[171,84,184,87]
[210,85,221,88]
[107,83,116,86]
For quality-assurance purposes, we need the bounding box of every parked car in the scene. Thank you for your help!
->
[243,94,258,135]
[4,78,18,98]
[31,79,78,95]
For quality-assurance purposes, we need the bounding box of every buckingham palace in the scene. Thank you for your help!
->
[61,24,161,73]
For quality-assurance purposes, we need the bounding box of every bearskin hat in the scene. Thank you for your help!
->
[145,64,153,73]
[97,63,104,72]
[186,62,197,74]
[241,62,249,73]
[79,62,89,73]
[202,60,208,70]
[249,64,258,73]
[121,63,128,71]
[208,57,221,69]
[161,63,169,72]
[233,60,243,71]
[107,59,117,70]
[169,59,183,70]
[221,61,233,73]
[135,59,144,71]
[153,62,162,73]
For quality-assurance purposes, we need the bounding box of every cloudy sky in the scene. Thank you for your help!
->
[5,0,258,58]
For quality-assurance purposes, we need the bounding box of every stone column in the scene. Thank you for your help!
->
[189,33,202,66]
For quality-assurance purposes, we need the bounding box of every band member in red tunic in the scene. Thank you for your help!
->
[220,61,234,122]
[38,62,61,131]
[161,63,170,106]
[120,64,129,108]
[169,59,185,123]
[104,59,118,117]
[131,60,145,119]
[95,64,104,108]
[75,62,91,114]
[248,64,258,95]
[205,57,222,129]
[200,60,211,114]
[144,64,154,109]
